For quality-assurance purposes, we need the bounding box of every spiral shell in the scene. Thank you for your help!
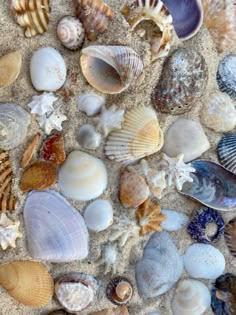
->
[106,277,133,305]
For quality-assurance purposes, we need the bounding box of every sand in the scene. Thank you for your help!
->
[0,1,236,314]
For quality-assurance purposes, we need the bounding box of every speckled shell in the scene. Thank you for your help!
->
[152,48,208,115]
[218,133,236,175]
[217,55,236,100]
[224,218,236,257]
[0,50,22,87]
[106,277,133,305]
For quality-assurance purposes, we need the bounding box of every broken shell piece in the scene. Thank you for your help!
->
[224,218,236,257]
[37,107,67,135]
[0,50,22,87]
[106,277,133,306]
[41,133,65,165]
[121,0,173,61]
[89,306,129,315]
[21,133,40,168]
[77,124,102,150]
[77,94,105,116]
[80,45,143,94]
[27,92,58,115]
[97,105,124,136]
[97,242,119,275]
[56,70,78,101]
[161,210,189,232]
[0,213,22,250]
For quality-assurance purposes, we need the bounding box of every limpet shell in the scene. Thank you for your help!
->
[0,50,22,87]
[41,133,66,165]
[217,54,236,99]
[106,277,133,306]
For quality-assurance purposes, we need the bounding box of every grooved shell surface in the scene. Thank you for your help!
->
[217,133,236,175]
[217,54,236,100]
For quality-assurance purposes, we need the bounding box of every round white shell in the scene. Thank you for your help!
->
[77,124,101,150]
[30,47,67,92]
[84,200,113,232]
[183,243,225,279]
[77,94,105,116]
[161,210,189,231]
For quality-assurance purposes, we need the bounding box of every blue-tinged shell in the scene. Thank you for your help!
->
[179,160,236,211]
[218,134,236,175]
[217,55,236,100]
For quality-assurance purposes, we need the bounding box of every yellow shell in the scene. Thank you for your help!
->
[0,51,22,87]
[0,260,54,306]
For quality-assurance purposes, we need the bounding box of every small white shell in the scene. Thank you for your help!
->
[97,105,124,136]
[77,94,105,116]
[161,210,189,231]
[84,200,113,232]
[77,124,101,150]
[27,92,58,115]
[37,107,67,135]
[0,213,22,250]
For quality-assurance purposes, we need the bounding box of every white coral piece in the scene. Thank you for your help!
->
[37,107,67,135]
[0,213,22,250]
[27,92,58,115]
[97,242,119,275]
[97,105,124,136]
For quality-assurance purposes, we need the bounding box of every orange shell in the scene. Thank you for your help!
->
[41,133,66,165]
[21,133,40,168]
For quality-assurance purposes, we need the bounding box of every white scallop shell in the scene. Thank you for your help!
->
[183,243,225,279]
[77,124,101,150]
[77,94,105,116]
[0,213,22,250]
[161,210,189,231]
[27,92,58,115]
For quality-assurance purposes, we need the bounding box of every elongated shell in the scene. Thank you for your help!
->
[80,45,143,94]
[105,106,164,163]
[21,133,40,168]
[0,260,53,306]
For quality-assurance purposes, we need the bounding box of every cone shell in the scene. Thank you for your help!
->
[105,106,164,163]
[80,45,143,94]
[106,277,133,306]
[0,260,53,306]
[225,218,236,257]
[218,133,236,175]
[0,50,22,87]
[10,0,51,37]
[21,133,40,168]
[41,133,66,165]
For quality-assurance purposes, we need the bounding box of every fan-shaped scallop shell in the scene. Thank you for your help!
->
[80,45,143,94]
[224,218,236,257]
[217,133,236,175]
[217,54,236,100]
[10,0,51,37]
[105,106,164,163]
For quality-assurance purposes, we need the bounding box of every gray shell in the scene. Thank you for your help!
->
[217,54,236,99]
[218,133,236,175]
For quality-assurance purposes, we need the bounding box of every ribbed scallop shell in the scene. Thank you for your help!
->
[105,106,164,163]
[11,0,51,37]
[217,54,236,100]
[57,16,85,50]
[80,45,144,94]
[218,133,236,175]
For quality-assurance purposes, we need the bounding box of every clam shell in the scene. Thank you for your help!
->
[218,133,236,175]
[184,243,225,279]
[0,50,22,87]
[224,218,236,257]
[0,103,31,150]
[105,106,164,164]
[179,160,236,211]
[0,260,53,306]
[80,45,143,94]
[77,124,102,150]
[41,133,66,165]
[21,133,40,168]
[77,94,105,116]
[217,54,236,99]
[24,190,89,262]
[161,210,189,232]
[106,277,133,306]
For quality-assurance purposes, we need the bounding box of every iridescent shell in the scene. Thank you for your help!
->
[41,133,66,165]
[0,50,22,87]
[106,277,133,305]
[224,218,236,257]
[218,133,236,175]
[0,213,22,250]
[217,54,236,100]
[21,133,41,168]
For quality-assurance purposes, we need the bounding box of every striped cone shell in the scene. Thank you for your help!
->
[224,218,236,257]
[217,133,236,175]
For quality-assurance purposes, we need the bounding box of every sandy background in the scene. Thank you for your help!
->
[0,0,236,314]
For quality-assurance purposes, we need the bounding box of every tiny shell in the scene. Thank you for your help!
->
[161,210,189,232]
[217,54,236,100]
[97,242,119,275]
[27,92,58,115]
[218,133,236,175]
[97,105,124,136]
[106,277,133,305]
[0,213,22,250]
[0,50,22,87]
[37,107,67,135]
[21,133,40,168]
[77,124,101,150]
[41,133,66,165]
[77,94,105,116]
[224,218,236,257]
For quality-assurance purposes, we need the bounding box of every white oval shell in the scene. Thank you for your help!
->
[77,124,101,150]
[77,94,105,116]
[30,47,67,92]
[161,210,189,231]
[58,151,108,201]
[183,243,225,279]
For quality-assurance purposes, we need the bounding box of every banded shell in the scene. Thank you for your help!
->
[224,218,236,257]
[218,133,236,175]
[105,106,164,164]
[0,103,31,150]
[121,0,173,60]
[74,0,114,41]
[217,54,236,100]
[152,48,208,115]
[77,94,105,116]
[0,260,53,306]
[80,45,143,94]
[41,133,66,165]
[0,50,22,87]
[89,306,129,315]
[21,133,40,168]
[11,0,51,37]
[57,16,85,50]
[106,277,133,305]
[77,124,101,150]
[0,213,22,250]
[24,190,89,262]
[161,210,189,232]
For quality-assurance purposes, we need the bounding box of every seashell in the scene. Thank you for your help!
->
[161,209,189,232]
[0,260,53,306]
[20,161,57,192]
[80,45,143,94]
[0,50,22,87]
[106,277,133,306]
[10,0,51,37]
[27,92,58,115]
[0,213,22,250]
[24,190,89,262]
[184,243,225,279]
[0,103,31,151]
[152,48,208,114]
[37,106,67,135]
[74,0,114,41]
[47,311,69,315]
[179,160,236,211]
[97,242,119,275]
[30,47,67,92]
[224,217,236,257]
[21,133,40,168]
[119,168,149,208]
[55,272,98,313]
[41,133,66,165]
[58,151,108,201]
[105,106,164,164]
[84,199,113,232]
[187,207,225,244]
[121,0,173,61]
[216,54,236,100]
[202,0,236,53]
[218,133,236,175]
[163,119,210,163]
[89,306,129,315]
[77,124,102,150]
[136,198,166,235]
[56,70,78,101]
[0,150,17,211]
[136,231,183,299]
[97,105,124,137]
[77,94,105,116]
[171,279,211,315]
[57,16,85,50]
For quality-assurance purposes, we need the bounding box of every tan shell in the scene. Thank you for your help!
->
[0,260,54,306]
[89,306,129,315]
[11,0,51,37]
[105,106,164,163]
[106,277,133,306]
[21,133,40,168]
[0,51,22,87]
[224,218,236,257]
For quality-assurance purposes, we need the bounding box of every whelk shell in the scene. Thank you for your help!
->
[21,133,40,168]
[106,277,133,305]
[0,213,22,250]
[217,133,236,175]
[41,133,66,165]
[77,93,105,116]
[217,54,236,100]
[80,45,143,94]
[0,50,22,87]
[224,217,236,257]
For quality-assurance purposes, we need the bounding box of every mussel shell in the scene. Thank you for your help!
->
[217,133,236,175]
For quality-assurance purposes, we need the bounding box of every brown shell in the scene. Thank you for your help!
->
[41,133,66,165]
[136,199,166,235]
[106,277,133,306]
[74,0,114,41]
[21,133,40,168]
[0,51,22,87]
[20,161,57,192]
[89,306,129,315]
[225,218,236,257]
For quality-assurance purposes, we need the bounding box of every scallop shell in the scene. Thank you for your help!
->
[73,0,114,41]
[77,94,105,116]
[21,133,40,168]
[24,190,89,262]
[171,279,211,315]
[0,103,31,150]
[106,277,133,306]
[121,0,173,61]
[105,106,164,164]
[218,134,236,175]
[0,213,22,250]
[184,243,225,279]
[224,218,236,257]
[0,50,22,87]
[161,210,189,232]
[89,306,129,315]
[80,45,143,94]
[57,16,85,50]
[217,54,236,100]
[77,124,102,150]
[41,133,66,165]
[10,0,51,37]
[0,260,53,306]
